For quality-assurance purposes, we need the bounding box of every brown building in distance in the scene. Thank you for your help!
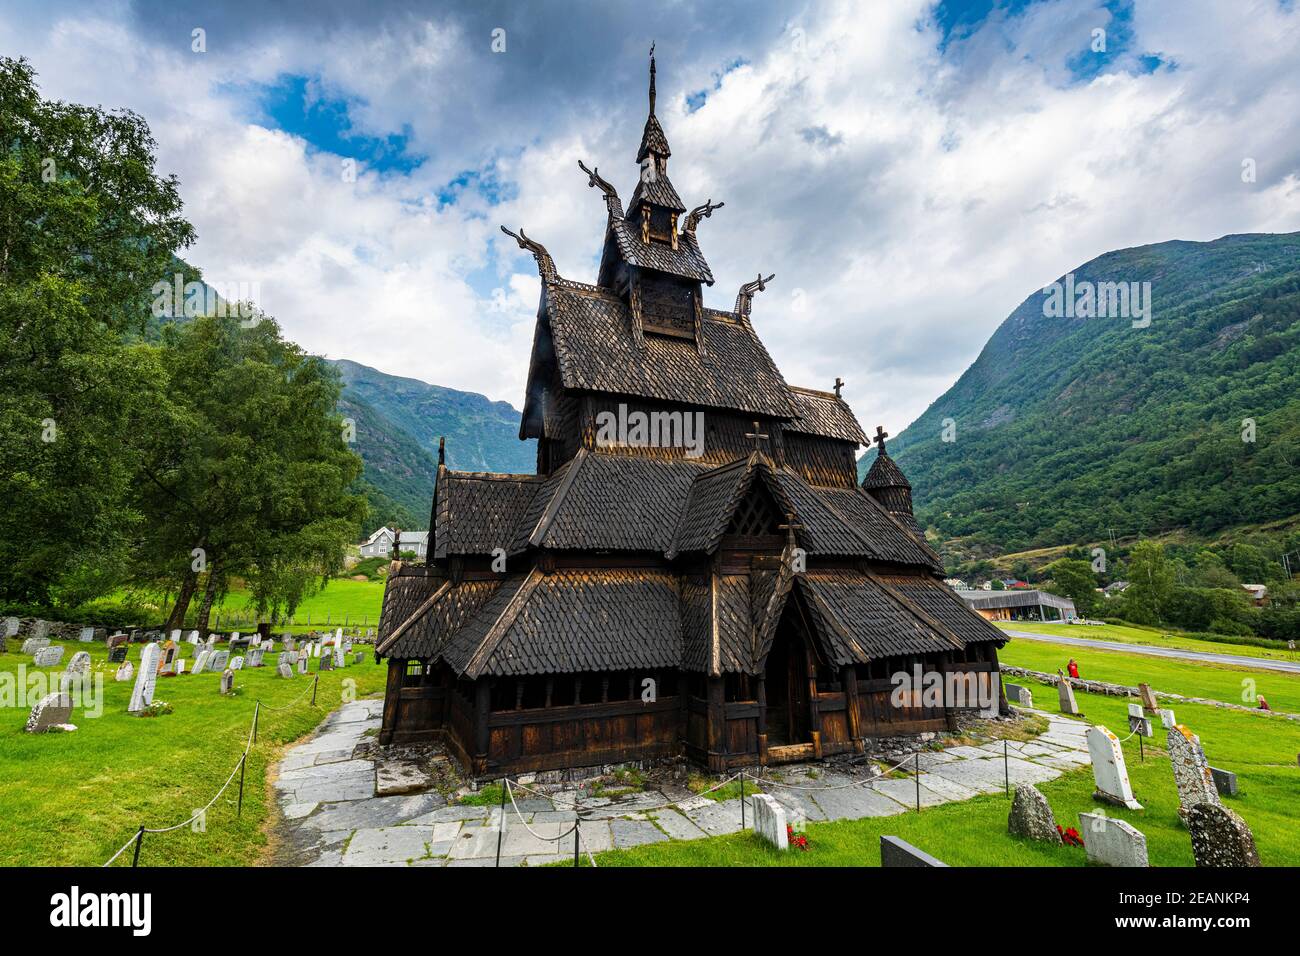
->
[375,54,1008,775]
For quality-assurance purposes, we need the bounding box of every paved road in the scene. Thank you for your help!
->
[1005,629,1300,675]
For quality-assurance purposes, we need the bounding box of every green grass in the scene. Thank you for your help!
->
[998,633,1300,714]
[997,620,1299,664]
[0,637,387,866]
[212,578,385,633]
[587,684,1300,867]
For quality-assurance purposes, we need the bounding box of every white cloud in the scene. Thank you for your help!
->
[3,0,1298,437]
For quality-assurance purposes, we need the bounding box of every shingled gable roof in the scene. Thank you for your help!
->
[863,448,912,490]
[433,468,546,558]
[536,280,796,418]
[668,453,796,558]
[786,386,871,445]
[608,218,712,282]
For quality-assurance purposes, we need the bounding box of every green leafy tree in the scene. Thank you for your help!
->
[0,57,194,604]
[1043,558,1101,617]
[1119,541,1177,625]
[132,313,367,625]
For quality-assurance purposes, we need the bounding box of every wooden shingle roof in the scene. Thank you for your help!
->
[608,218,712,282]
[785,387,870,445]
[433,471,545,558]
[543,281,795,417]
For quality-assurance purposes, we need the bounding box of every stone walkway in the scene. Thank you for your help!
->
[271,700,1094,867]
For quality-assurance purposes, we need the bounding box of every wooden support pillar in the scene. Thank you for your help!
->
[706,676,726,772]
[474,679,491,774]
[756,676,769,766]
[842,665,863,754]
[378,658,404,745]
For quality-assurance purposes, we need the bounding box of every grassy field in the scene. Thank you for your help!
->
[211,578,386,633]
[998,633,1300,713]
[587,679,1300,867]
[996,619,1297,664]
[0,637,386,866]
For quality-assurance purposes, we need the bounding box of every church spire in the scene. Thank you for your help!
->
[648,42,656,116]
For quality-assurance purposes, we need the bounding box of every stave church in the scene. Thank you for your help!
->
[375,53,1008,775]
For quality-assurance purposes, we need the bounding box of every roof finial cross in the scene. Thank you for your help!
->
[833,376,845,398]
[873,425,889,452]
[648,42,657,116]
[744,420,769,453]
[778,512,804,549]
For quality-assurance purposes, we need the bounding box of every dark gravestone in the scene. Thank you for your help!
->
[880,835,948,867]
[1209,767,1238,797]
[1187,803,1259,867]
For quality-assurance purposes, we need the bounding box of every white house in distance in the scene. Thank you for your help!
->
[359,527,429,559]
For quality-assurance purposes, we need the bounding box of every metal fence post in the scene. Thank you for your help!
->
[311,675,318,706]
[574,816,581,867]
[237,753,247,817]
[915,751,921,812]
[131,826,145,867]
[1004,740,1010,796]
[496,778,507,867]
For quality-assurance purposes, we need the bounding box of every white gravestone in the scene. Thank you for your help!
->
[1127,703,1153,738]
[208,650,229,671]
[230,656,244,671]
[3,617,19,638]
[25,692,75,733]
[21,636,50,655]
[1057,679,1081,716]
[1168,725,1220,822]
[175,658,186,675]
[33,646,65,667]
[187,630,201,645]
[115,661,134,682]
[248,647,265,668]
[65,650,91,675]
[297,653,308,675]
[78,627,94,642]
[1080,812,1148,867]
[191,649,211,675]
[1158,708,1176,729]
[1087,725,1142,810]
[278,663,294,679]
[220,669,235,695]
[751,793,788,850]
[129,643,161,713]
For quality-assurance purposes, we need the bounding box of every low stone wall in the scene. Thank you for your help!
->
[999,664,1300,723]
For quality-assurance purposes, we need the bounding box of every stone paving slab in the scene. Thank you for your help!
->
[272,698,1097,866]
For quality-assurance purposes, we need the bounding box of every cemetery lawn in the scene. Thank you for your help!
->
[997,634,1300,713]
[996,620,1296,664]
[585,682,1300,867]
[213,577,386,633]
[0,639,386,866]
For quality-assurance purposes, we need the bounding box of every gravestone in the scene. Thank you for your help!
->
[283,636,296,652]
[278,662,294,679]
[208,650,229,671]
[1079,812,1148,867]
[230,636,251,655]
[25,692,74,734]
[128,629,141,643]
[1087,725,1142,810]
[751,793,788,850]
[1209,767,1238,797]
[115,661,134,682]
[175,659,186,676]
[333,632,345,668]
[353,651,365,665]
[1057,679,1081,716]
[250,635,262,648]
[65,650,91,675]
[880,835,948,867]
[1004,683,1033,707]
[21,636,51,655]
[1188,803,1259,867]
[107,634,128,663]
[187,630,201,645]
[1167,725,1219,822]
[1138,683,1159,711]
[1126,702,1153,738]
[297,653,308,675]
[1158,708,1176,729]
[230,656,245,671]
[3,617,18,637]
[247,647,265,668]
[94,627,107,642]
[158,641,178,673]
[220,669,235,695]
[129,643,161,713]
[191,649,211,675]
[33,646,64,668]
[78,627,94,642]
[319,655,334,672]
[1008,785,1058,842]
[31,619,51,640]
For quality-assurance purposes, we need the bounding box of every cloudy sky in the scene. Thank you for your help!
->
[4,0,1298,435]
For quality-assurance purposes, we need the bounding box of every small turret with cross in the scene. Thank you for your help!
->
[873,425,889,455]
